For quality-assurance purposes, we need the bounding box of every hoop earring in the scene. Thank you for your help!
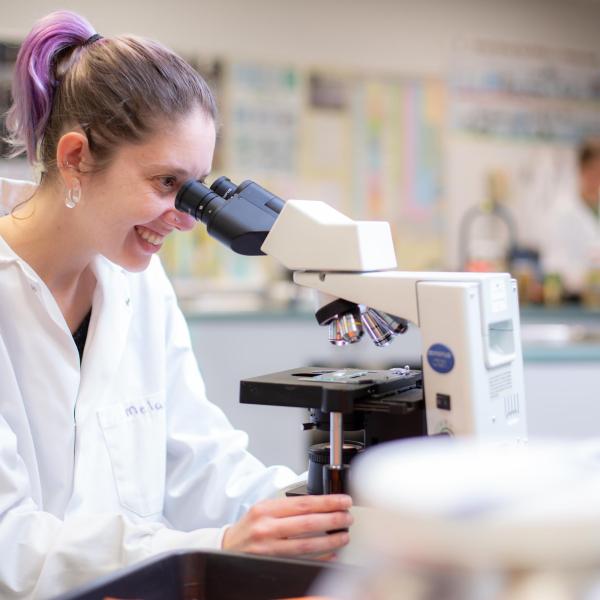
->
[65,179,81,209]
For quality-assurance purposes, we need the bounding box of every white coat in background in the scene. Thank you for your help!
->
[513,146,596,294]
[0,178,300,598]
[541,188,600,294]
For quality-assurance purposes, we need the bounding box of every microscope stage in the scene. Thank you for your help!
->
[240,367,423,414]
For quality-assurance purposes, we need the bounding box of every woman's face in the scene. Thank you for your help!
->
[82,107,216,272]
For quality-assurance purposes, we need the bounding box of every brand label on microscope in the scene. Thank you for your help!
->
[427,343,455,374]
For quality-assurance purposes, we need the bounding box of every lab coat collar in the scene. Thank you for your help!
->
[0,178,36,266]
[75,255,133,422]
[0,177,134,416]
[0,177,37,215]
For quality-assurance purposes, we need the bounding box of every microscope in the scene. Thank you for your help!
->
[176,177,528,494]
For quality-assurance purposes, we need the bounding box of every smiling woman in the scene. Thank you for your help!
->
[0,10,351,599]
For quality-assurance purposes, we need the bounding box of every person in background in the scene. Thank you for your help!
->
[542,138,600,299]
[0,11,351,598]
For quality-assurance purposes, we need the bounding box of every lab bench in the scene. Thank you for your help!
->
[185,305,600,473]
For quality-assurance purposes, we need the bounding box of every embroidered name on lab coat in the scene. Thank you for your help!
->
[124,400,164,418]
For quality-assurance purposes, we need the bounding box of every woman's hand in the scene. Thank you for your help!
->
[222,494,353,558]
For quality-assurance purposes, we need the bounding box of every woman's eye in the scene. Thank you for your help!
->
[158,176,177,190]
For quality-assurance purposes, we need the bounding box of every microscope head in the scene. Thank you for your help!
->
[258,189,405,346]
[176,176,405,347]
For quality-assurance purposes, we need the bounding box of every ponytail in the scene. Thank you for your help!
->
[5,11,96,164]
[4,11,216,174]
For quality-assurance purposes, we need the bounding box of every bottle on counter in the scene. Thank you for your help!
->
[509,248,543,305]
[542,273,563,307]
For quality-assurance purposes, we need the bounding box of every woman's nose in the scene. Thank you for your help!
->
[163,209,196,231]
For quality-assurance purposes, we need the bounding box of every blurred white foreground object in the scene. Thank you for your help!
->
[313,437,600,600]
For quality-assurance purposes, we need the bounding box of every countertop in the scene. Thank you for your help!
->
[183,302,600,363]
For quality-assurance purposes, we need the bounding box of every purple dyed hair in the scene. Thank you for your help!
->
[5,11,217,171]
[6,11,95,163]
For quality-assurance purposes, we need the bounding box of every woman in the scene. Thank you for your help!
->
[0,11,351,598]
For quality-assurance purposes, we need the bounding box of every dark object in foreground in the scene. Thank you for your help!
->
[53,550,335,600]
[55,552,338,600]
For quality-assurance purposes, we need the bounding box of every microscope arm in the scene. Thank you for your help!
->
[292,270,525,440]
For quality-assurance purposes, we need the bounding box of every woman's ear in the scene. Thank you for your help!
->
[56,131,91,185]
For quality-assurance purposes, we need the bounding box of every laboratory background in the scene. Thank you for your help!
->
[2,0,600,475]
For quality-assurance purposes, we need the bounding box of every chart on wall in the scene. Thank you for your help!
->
[225,62,303,178]
[450,38,600,142]
[352,77,445,269]
[222,62,446,272]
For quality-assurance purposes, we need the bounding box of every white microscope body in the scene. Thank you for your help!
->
[262,199,527,441]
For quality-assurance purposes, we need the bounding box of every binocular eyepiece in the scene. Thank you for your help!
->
[175,176,236,223]
[175,176,284,256]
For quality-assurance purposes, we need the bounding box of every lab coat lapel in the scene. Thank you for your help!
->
[76,257,132,423]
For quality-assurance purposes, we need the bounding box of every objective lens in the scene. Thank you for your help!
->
[380,312,409,335]
[175,180,226,223]
[210,176,237,200]
[328,319,349,346]
[360,308,394,347]
[339,311,363,344]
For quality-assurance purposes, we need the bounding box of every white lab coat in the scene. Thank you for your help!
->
[0,178,299,598]
[541,189,600,294]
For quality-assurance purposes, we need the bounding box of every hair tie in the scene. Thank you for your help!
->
[83,33,102,46]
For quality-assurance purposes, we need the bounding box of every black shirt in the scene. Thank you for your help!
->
[72,308,92,362]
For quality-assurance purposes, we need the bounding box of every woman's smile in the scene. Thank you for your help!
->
[135,225,166,247]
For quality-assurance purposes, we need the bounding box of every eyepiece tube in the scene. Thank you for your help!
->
[175,175,284,255]
[175,180,226,223]
[210,176,237,200]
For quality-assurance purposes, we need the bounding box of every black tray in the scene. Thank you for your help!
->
[54,550,331,600]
